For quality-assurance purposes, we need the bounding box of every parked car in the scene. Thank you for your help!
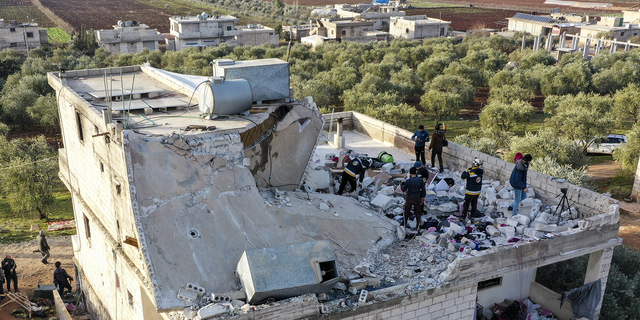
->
[586,134,627,155]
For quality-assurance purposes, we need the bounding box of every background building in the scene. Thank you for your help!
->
[236,24,279,46]
[95,21,164,54]
[390,15,450,39]
[168,13,238,51]
[0,19,48,51]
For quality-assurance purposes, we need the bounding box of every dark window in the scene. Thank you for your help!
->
[621,32,625,37]
[76,112,84,141]
[478,277,502,290]
[406,28,409,34]
[127,290,134,308]
[84,214,91,240]
[226,26,232,31]
[341,30,346,36]
[9,43,17,47]
[100,162,104,172]
[9,28,15,32]
[26,32,33,38]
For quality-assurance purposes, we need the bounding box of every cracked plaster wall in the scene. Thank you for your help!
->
[245,104,324,191]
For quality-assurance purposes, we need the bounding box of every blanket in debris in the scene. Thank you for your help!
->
[47,219,76,231]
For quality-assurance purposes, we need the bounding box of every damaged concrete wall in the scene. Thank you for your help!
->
[125,130,397,311]
[246,104,324,191]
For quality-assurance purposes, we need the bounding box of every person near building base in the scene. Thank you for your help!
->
[2,254,18,293]
[429,123,446,173]
[37,230,50,264]
[411,125,429,165]
[53,261,73,298]
[401,167,426,230]
[0,265,4,302]
[509,154,532,215]
[461,158,484,220]
[337,157,371,195]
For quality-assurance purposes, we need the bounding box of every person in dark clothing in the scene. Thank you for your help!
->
[509,154,532,215]
[53,261,73,298]
[337,157,371,195]
[2,254,18,293]
[0,265,4,302]
[401,167,426,230]
[37,230,50,264]
[414,161,430,183]
[461,158,484,220]
[411,125,429,165]
[428,123,446,173]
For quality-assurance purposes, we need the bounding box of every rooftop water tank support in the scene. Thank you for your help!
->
[197,78,253,115]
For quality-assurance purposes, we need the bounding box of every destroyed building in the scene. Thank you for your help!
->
[49,60,620,320]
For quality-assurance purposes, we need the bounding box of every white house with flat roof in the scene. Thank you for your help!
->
[168,13,238,51]
[236,24,279,47]
[95,21,164,54]
[0,19,48,51]
[390,15,450,39]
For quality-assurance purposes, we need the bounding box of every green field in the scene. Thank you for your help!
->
[47,27,70,44]
[0,179,75,244]
[0,6,55,27]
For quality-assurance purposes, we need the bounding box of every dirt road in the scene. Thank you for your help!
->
[0,236,76,319]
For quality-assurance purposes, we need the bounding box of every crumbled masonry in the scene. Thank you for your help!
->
[171,160,617,319]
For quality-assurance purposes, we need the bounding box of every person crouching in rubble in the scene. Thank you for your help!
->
[337,157,371,195]
[461,158,484,221]
[401,167,426,230]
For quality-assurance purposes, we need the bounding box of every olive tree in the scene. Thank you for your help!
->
[480,100,535,132]
[505,129,588,169]
[613,83,640,123]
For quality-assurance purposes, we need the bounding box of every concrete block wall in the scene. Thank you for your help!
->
[322,284,478,320]
[326,111,619,219]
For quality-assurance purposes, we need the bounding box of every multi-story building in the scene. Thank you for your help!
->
[0,19,48,51]
[389,15,450,39]
[168,13,238,51]
[95,21,164,54]
[49,59,620,320]
[236,24,279,46]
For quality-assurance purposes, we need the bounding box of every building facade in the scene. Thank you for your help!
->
[0,19,48,51]
[168,13,239,51]
[236,25,279,46]
[95,21,164,54]
[389,15,450,39]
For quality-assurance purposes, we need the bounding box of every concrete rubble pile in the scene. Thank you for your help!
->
[171,160,619,319]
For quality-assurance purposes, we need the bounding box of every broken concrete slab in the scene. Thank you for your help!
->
[198,303,230,319]
[305,169,332,190]
[349,278,367,290]
[370,194,393,210]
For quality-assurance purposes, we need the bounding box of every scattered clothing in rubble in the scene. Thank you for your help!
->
[560,279,602,319]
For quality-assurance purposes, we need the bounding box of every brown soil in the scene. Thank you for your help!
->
[587,159,640,249]
[587,159,622,193]
[0,236,79,320]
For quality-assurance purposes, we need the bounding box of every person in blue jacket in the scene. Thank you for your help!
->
[509,154,532,215]
[401,167,426,230]
[411,125,429,165]
[337,157,371,195]
[461,158,484,220]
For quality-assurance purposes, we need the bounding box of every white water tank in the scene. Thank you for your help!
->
[198,78,252,115]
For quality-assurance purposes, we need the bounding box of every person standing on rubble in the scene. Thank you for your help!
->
[411,125,429,165]
[37,230,50,264]
[337,157,371,195]
[428,123,446,173]
[401,167,426,230]
[461,158,484,220]
[509,154,532,215]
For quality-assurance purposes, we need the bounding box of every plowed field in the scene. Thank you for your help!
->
[406,7,520,30]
